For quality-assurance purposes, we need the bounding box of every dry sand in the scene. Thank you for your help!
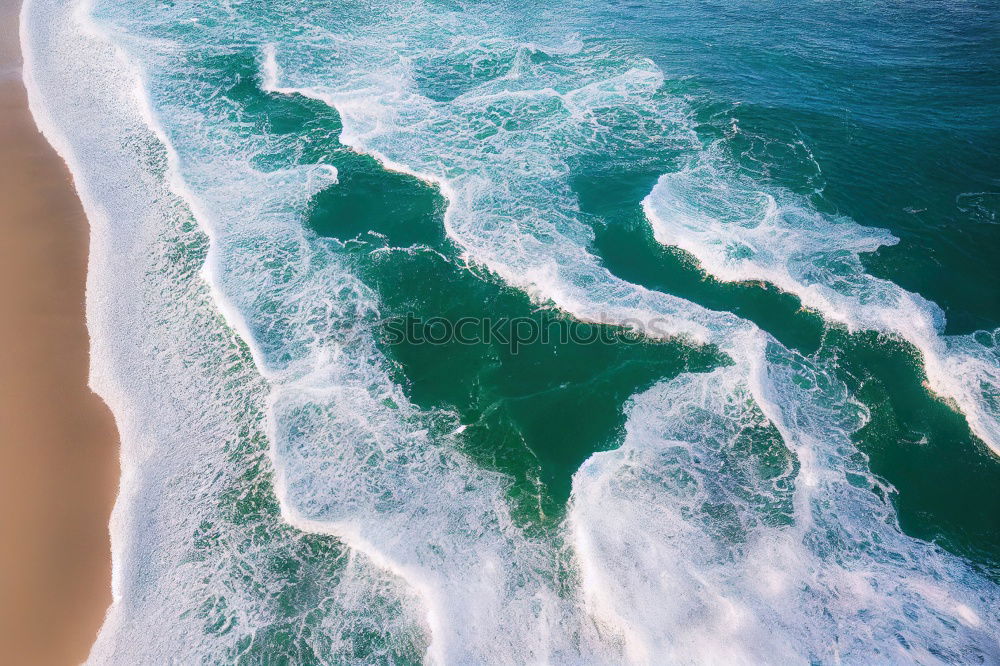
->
[0,0,119,663]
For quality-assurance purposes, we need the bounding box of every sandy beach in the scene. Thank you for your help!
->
[0,0,119,663]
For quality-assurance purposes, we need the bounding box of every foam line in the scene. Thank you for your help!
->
[644,159,1000,455]
[22,0,432,661]
[20,0,152,625]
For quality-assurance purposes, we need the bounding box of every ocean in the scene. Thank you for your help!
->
[21,0,1000,662]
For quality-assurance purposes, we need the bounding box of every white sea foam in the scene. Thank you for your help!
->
[22,0,432,661]
[570,354,999,664]
[44,1,629,662]
[253,4,999,660]
[23,0,1000,661]
[644,157,1000,456]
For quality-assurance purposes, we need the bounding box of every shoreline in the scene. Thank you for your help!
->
[0,0,119,663]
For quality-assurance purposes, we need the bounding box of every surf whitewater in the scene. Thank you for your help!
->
[22,0,1000,661]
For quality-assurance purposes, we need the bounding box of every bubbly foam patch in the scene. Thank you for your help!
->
[572,359,999,663]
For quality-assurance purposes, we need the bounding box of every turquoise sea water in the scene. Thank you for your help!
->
[22,0,1000,662]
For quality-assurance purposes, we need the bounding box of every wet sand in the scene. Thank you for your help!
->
[0,0,119,663]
